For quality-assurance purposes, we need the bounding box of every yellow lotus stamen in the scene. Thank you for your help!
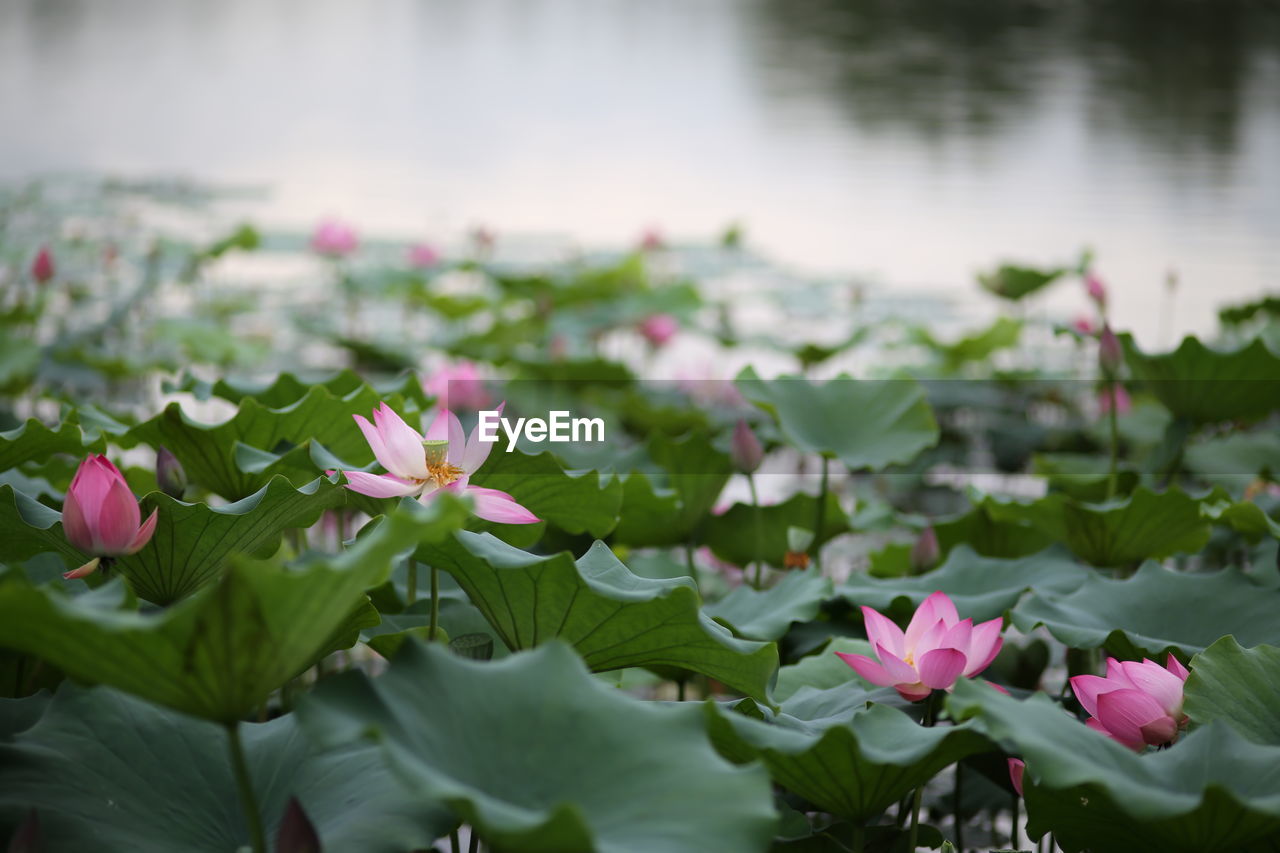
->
[423,439,465,488]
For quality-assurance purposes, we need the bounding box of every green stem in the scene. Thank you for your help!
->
[407,558,418,604]
[469,829,480,853]
[748,473,764,589]
[677,679,686,702]
[1106,380,1120,500]
[429,563,441,642]
[851,822,865,853]
[814,457,830,570]
[1012,794,1020,850]
[954,762,965,852]
[450,829,462,853]
[908,783,924,852]
[226,723,266,853]
[685,543,697,579]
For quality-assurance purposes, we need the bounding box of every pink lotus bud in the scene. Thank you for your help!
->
[639,228,665,252]
[1070,654,1189,750]
[730,419,764,474]
[1084,271,1107,308]
[407,242,440,269]
[1008,759,1025,797]
[61,455,159,575]
[836,590,1004,701]
[31,246,55,284]
[1072,314,1096,336]
[638,313,678,348]
[156,446,187,499]
[309,218,359,257]
[276,797,321,853]
[1098,324,1123,375]
[1097,385,1131,417]
[910,526,940,572]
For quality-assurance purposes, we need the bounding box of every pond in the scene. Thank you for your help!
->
[1,0,1278,343]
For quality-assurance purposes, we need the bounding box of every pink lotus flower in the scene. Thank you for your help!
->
[310,218,359,257]
[1084,271,1107,308]
[31,246,55,284]
[422,362,492,412]
[338,403,539,525]
[1070,655,1189,750]
[1008,758,1025,797]
[407,242,440,269]
[62,455,159,578]
[836,591,1004,701]
[1098,384,1131,416]
[638,313,678,347]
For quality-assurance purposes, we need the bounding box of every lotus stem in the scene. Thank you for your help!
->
[407,557,418,603]
[747,472,764,588]
[469,829,480,853]
[954,762,965,851]
[450,829,461,853]
[813,456,829,570]
[226,723,266,853]
[851,823,865,853]
[1106,380,1120,500]
[429,563,441,641]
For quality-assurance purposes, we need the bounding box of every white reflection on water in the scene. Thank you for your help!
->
[0,0,1277,344]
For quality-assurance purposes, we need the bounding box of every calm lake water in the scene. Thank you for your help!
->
[2,0,1278,345]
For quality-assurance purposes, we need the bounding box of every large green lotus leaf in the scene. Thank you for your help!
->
[705,569,833,641]
[981,487,1215,567]
[1185,432,1280,486]
[470,446,623,539]
[1184,636,1280,745]
[1199,497,1280,543]
[977,263,1067,300]
[298,640,778,853]
[705,492,850,568]
[704,687,990,821]
[420,531,778,700]
[125,381,419,499]
[934,502,1055,559]
[773,637,875,703]
[948,677,1280,853]
[0,417,103,473]
[1011,563,1280,658]
[0,684,451,852]
[735,367,939,471]
[608,433,732,548]
[0,501,468,722]
[610,472,686,547]
[168,368,430,410]
[1121,334,1280,424]
[0,476,348,604]
[838,545,1089,623]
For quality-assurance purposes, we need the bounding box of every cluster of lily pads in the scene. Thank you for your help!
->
[3,179,1280,853]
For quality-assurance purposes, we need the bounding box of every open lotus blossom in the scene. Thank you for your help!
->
[338,403,539,525]
[1070,655,1189,750]
[1008,758,1025,797]
[638,313,678,347]
[310,218,359,257]
[62,455,158,578]
[422,361,491,412]
[836,591,1004,701]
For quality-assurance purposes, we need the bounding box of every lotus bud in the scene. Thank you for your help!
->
[1098,324,1123,376]
[910,525,940,572]
[639,228,664,252]
[275,797,320,853]
[407,242,440,269]
[156,447,187,499]
[1008,759,1025,797]
[61,455,158,578]
[31,246,55,284]
[730,419,763,474]
[1084,271,1107,308]
[638,313,679,348]
[309,218,358,257]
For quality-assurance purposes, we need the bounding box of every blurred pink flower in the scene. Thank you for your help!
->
[1070,655,1189,750]
[310,218,359,257]
[1098,324,1123,374]
[422,362,492,412]
[407,242,440,269]
[638,313,679,347]
[639,227,665,252]
[338,403,538,524]
[836,591,1004,701]
[1084,271,1107,308]
[1098,385,1131,416]
[730,419,763,474]
[1072,314,1097,336]
[62,455,158,578]
[31,246,55,284]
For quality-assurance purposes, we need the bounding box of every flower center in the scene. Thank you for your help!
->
[423,439,465,488]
